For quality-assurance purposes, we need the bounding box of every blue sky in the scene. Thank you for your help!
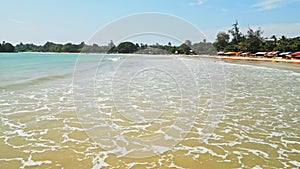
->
[1,0,299,45]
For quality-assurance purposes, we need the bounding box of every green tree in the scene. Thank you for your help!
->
[178,43,192,54]
[43,41,56,52]
[192,42,216,55]
[116,42,138,53]
[61,43,79,53]
[213,32,230,51]
[274,36,293,52]
[263,35,277,51]
[0,42,15,52]
[228,21,243,45]
[107,46,117,53]
[53,44,63,52]
[242,27,264,53]
[107,40,115,51]
[139,43,147,50]
[185,40,192,47]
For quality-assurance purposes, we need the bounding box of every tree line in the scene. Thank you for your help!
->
[9,40,214,55]
[213,21,300,53]
[12,41,116,53]
[1,22,299,54]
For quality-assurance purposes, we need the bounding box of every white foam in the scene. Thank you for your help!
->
[239,148,269,159]
[91,152,110,169]
[289,160,300,167]
[281,138,300,145]
[63,124,85,131]
[39,129,48,135]
[16,130,34,137]
[168,162,185,169]
[22,155,52,167]
[2,118,26,129]
[107,57,122,62]
[252,165,263,169]
[152,145,170,154]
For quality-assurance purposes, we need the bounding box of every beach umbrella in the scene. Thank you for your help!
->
[225,52,239,56]
[291,52,300,59]
[217,51,225,55]
[279,52,291,56]
[266,51,280,57]
[242,52,252,56]
[279,52,291,58]
[291,52,300,56]
[255,52,266,56]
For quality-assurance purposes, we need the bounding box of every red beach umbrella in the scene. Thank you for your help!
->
[242,52,251,56]
[291,52,300,57]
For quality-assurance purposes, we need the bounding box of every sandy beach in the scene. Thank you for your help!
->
[1,52,300,168]
[186,55,300,64]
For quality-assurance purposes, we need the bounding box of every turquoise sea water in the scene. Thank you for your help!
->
[0,53,76,88]
[0,52,299,168]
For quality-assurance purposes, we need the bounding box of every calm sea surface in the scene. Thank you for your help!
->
[0,53,299,168]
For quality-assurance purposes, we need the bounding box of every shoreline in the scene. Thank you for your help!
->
[186,55,300,64]
[216,56,300,64]
[3,52,300,64]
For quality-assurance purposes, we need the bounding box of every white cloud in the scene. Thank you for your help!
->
[196,0,205,5]
[253,0,282,11]
[189,0,206,6]
[221,8,229,12]
[8,19,25,24]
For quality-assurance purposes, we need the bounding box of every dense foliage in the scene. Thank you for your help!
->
[2,22,300,54]
[116,42,138,53]
[213,21,300,53]
[0,42,15,52]
[16,42,87,53]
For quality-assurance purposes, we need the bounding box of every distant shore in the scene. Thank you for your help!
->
[2,52,300,64]
[101,53,300,64]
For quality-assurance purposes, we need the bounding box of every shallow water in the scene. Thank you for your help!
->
[0,53,299,168]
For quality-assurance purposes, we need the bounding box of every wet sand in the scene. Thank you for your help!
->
[197,55,300,64]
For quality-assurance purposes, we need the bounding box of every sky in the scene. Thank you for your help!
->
[0,0,299,45]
